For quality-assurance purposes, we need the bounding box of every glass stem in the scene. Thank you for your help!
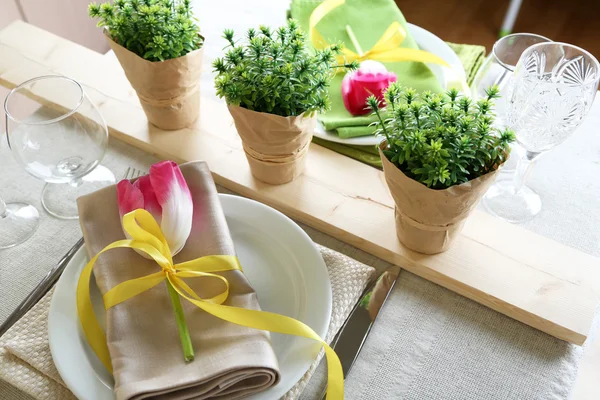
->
[512,151,538,194]
[0,197,7,218]
[69,178,84,188]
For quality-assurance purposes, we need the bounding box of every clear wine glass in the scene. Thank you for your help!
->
[482,42,600,223]
[471,33,552,172]
[4,75,116,219]
[0,197,39,249]
[0,135,39,248]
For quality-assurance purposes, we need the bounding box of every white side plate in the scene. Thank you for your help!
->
[49,194,332,400]
[313,23,466,146]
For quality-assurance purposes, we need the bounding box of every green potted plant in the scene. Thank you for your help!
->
[89,0,204,130]
[213,20,357,185]
[368,84,515,254]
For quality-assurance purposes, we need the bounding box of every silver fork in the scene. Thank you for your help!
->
[124,166,144,181]
[0,167,145,338]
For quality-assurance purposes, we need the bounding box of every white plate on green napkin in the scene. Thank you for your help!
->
[313,23,466,146]
[48,194,332,400]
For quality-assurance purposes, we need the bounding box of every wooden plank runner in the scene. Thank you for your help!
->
[1,21,599,345]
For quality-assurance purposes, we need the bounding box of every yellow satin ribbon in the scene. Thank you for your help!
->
[76,209,344,399]
[309,0,470,94]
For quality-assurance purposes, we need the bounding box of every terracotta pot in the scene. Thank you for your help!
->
[228,105,315,185]
[379,141,501,254]
[106,33,203,130]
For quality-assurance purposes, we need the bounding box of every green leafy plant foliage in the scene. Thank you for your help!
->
[213,20,357,117]
[369,84,515,189]
[88,0,203,62]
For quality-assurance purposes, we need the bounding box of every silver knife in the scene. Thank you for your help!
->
[320,266,401,399]
[0,237,85,338]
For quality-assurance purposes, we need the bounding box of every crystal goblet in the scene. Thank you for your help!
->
[471,33,552,173]
[482,43,600,223]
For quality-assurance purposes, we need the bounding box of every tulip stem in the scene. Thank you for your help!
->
[166,280,194,362]
[345,25,364,56]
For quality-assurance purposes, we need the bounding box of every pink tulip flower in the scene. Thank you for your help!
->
[117,161,193,256]
[342,60,397,116]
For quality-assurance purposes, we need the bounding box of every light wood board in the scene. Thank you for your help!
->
[1,21,599,346]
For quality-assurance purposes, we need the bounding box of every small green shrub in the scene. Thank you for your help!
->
[213,19,357,117]
[88,0,203,62]
[369,84,515,189]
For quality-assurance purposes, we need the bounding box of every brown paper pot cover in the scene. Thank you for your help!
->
[228,105,316,185]
[106,33,203,130]
[379,141,500,254]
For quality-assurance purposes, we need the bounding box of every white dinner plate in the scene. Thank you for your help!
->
[313,23,467,146]
[49,194,332,400]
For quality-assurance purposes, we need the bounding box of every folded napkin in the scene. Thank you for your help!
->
[290,0,443,138]
[446,42,486,88]
[313,42,487,168]
[77,162,279,400]
[312,137,383,168]
[0,246,375,400]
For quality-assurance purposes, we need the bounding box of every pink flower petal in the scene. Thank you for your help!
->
[116,180,144,219]
[341,61,398,116]
[342,72,356,113]
[357,60,388,75]
[133,175,162,224]
[149,161,193,255]
[149,161,192,205]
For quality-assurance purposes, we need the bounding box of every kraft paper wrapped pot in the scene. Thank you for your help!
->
[106,33,204,130]
[228,105,316,185]
[379,141,501,254]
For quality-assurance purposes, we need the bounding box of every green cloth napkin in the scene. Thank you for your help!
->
[446,42,486,87]
[337,125,378,139]
[312,136,383,167]
[314,41,486,169]
[290,0,443,138]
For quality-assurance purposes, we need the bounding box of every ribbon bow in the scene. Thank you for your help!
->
[77,209,344,399]
[76,209,242,373]
[309,0,470,93]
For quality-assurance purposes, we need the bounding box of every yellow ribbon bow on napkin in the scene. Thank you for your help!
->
[310,0,470,94]
[77,209,344,400]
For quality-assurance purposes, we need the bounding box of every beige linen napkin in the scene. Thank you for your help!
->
[0,247,375,400]
[77,162,279,400]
